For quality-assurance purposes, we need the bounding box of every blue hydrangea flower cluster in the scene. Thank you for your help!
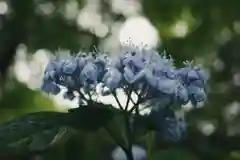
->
[41,46,208,108]
[41,46,208,142]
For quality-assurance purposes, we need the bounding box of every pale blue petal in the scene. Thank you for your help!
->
[103,68,122,90]
[187,70,199,81]
[188,85,206,102]
[80,63,98,85]
[62,59,78,75]
[123,66,135,83]
[190,79,204,87]
[110,70,122,89]
[132,68,152,84]
[157,79,177,94]
[102,70,111,83]
[41,80,61,95]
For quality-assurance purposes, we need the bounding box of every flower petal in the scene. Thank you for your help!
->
[103,68,122,91]
[41,80,61,95]
[62,59,78,75]
[157,78,177,94]
[123,66,135,83]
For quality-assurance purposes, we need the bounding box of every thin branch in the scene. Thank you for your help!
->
[113,92,124,110]
[123,87,137,106]
[77,91,90,106]
[129,85,150,113]
[125,89,133,111]
[129,97,144,113]
[87,92,93,102]
[78,91,88,101]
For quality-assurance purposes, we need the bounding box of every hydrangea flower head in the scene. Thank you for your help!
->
[41,46,208,142]
[41,46,208,106]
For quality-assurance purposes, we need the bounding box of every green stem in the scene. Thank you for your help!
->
[105,126,125,150]
[124,114,134,160]
[105,121,134,160]
[124,148,134,160]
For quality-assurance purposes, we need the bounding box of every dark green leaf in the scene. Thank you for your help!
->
[0,102,118,153]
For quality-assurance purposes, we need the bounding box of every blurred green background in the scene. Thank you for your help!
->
[0,0,240,159]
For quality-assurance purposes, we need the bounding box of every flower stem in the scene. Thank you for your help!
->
[124,147,134,160]
[113,93,124,110]
[124,113,134,160]
[105,116,134,160]
[125,89,132,111]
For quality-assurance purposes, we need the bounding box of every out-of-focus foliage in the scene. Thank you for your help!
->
[0,0,240,159]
